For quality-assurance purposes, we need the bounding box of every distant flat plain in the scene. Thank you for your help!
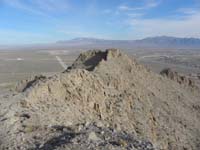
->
[0,50,78,89]
[0,48,200,90]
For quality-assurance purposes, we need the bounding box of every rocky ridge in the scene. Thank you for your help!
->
[0,49,200,150]
[160,68,197,88]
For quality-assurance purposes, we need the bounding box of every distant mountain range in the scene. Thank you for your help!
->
[1,36,200,50]
[136,36,200,47]
[57,36,200,47]
[56,36,200,49]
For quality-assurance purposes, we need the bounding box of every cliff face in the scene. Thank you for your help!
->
[1,49,200,150]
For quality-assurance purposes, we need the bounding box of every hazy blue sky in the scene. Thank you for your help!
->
[0,0,200,44]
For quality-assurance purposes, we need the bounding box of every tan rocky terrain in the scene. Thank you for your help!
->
[160,68,197,88]
[0,49,200,150]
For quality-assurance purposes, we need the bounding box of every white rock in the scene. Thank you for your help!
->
[88,132,101,142]
[96,121,104,128]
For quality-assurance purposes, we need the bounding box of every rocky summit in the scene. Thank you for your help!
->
[0,49,200,150]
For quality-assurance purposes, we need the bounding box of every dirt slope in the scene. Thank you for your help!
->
[0,49,200,150]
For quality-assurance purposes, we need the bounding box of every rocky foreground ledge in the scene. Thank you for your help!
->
[0,49,200,150]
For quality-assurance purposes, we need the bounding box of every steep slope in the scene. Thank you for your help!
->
[0,49,200,150]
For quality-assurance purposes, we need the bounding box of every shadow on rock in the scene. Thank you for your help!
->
[33,126,77,150]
